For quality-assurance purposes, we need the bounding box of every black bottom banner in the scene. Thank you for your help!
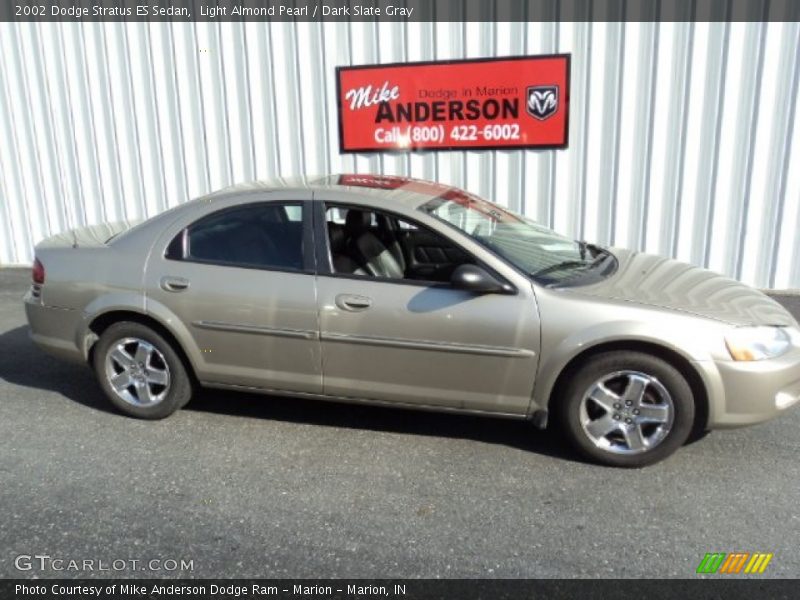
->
[2,579,797,600]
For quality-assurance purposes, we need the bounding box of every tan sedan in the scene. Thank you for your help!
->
[24,175,800,467]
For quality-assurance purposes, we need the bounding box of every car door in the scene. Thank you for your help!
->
[312,197,540,415]
[144,196,322,394]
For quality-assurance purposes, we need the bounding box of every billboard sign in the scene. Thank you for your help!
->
[336,54,570,153]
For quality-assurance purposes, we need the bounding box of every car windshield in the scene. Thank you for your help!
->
[419,191,614,285]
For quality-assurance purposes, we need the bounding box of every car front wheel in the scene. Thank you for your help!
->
[557,351,695,467]
[93,321,193,419]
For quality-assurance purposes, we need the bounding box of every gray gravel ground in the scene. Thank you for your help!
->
[0,267,798,578]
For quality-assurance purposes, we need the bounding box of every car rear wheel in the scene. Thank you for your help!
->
[557,351,695,467]
[93,321,193,419]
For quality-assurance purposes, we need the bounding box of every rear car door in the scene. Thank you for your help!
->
[144,195,321,394]
[313,197,540,415]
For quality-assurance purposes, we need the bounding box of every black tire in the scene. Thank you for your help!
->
[93,321,193,419]
[556,351,695,468]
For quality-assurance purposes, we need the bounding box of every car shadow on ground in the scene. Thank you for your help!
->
[187,388,575,461]
[0,324,577,462]
[0,325,110,412]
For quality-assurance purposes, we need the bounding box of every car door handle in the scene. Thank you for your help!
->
[335,294,373,312]
[160,276,190,292]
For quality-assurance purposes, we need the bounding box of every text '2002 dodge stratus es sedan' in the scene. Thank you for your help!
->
[24,174,800,467]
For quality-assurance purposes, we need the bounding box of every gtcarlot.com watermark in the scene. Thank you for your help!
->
[14,554,194,573]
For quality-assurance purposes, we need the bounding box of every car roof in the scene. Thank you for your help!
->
[199,174,480,210]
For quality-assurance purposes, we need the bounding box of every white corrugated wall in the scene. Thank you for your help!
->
[1,21,798,288]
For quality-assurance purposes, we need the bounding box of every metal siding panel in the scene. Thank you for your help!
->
[614,22,660,251]
[297,21,331,177]
[38,22,85,233]
[60,23,103,227]
[18,23,68,236]
[464,22,494,203]
[245,22,280,181]
[2,23,50,253]
[407,21,437,182]
[220,22,256,184]
[696,21,732,270]
[776,52,800,290]
[1,20,799,290]
[523,21,559,227]
[172,23,211,198]
[584,21,624,247]
[676,22,729,266]
[494,21,525,213]
[767,25,800,289]
[149,22,189,209]
[102,22,144,221]
[377,21,410,178]
[349,21,381,176]
[128,22,168,217]
[553,21,574,231]
[0,23,32,264]
[740,22,800,287]
[707,21,765,278]
[0,120,18,263]
[0,159,16,264]
[434,22,466,189]
[322,22,355,175]
[646,22,693,258]
[196,22,233,189]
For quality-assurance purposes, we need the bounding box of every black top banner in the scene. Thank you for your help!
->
[4,0,800,22]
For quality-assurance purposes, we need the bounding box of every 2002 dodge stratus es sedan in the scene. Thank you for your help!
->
[25,175,800,466]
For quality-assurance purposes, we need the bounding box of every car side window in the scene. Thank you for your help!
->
[168,203,304,271]
[325,205,473,283]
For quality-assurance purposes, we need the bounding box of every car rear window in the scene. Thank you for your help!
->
[171,203,304,272]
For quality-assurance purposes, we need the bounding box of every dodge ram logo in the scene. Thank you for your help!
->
[527,85,559,120]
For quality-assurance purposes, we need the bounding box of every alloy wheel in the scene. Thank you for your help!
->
[579,370,674,455]
[104,337,171,407]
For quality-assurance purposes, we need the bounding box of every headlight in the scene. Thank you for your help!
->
[725,326,792,361]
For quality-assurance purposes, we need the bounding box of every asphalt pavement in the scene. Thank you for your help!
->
[1,267,798,578]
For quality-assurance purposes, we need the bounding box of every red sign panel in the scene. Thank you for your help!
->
[336,55,570,153]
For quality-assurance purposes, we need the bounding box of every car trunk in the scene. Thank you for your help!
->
[35,220,143,250]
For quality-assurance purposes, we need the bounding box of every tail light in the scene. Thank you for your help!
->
[32,258,45,285]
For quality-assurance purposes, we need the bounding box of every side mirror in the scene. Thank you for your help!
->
[450,264,509,294]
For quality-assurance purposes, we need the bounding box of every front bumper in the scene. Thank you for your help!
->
[701,345,800,428]
[24,289,84,364]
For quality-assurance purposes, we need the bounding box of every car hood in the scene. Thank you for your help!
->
[36,220,143,249]
[571,248,796,327]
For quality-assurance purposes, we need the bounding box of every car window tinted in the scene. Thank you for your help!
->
[325,205,473,283]
[178,203,304,271]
